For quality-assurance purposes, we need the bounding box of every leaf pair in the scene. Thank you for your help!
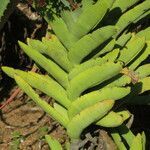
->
[111,124,146,150]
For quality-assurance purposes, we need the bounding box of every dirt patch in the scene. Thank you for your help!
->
[0,87,67,150]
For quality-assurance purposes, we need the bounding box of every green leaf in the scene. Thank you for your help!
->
[69,26,117,64]
[105,75,131,88]
[97,110,130,127]
[49,15,78,49]
[71,0,115,38]
[111,0,140,12]
[129,41,150,70]
[111,130,127,150]
[82,0,94,10]
[68,87,130,118]
[133,10,150,24]
[28,37,73,72]
[61,7,83,31]
[116,0,150,35]
[137,77,150,94]
[142,132,146,150]
[117,110,131,121]
[69,57,107,80]
[19,41,69,89]
[118,36,145,65]
[96,111,123,127]
[61,10,76,31]
[27,38,47,53]
[103,48,120,62]
[67,62,122,100]
[42,37,73,72]
[136,27,150,41]
[67,99,114,139]
[93,39,116,58]
[45,135,63,150]
[2,67,71,108]
[118,124,135,146]
[130,134,142,150]
[14,75,69,127]
[135,64,150,79]
[115,32,132,48]
[54,103,69,122]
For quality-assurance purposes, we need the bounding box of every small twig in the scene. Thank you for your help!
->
[0,88,21,110]
[0,65,37,110]
[67,0,78,10]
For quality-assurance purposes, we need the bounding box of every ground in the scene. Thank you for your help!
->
[0,87,67,149]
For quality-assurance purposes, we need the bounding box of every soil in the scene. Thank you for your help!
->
[0,87,67,150]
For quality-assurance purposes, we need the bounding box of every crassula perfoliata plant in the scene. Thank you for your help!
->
[2,0,150,149]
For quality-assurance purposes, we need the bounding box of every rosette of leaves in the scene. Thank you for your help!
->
[2,0,150,149]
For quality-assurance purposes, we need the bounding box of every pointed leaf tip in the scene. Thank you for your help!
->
[18,41,30,52]
[1,66,15,78]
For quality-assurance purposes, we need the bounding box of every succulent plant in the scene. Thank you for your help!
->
[2,0,150,149]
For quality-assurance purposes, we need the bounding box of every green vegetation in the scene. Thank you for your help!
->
[2,0,150,149]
